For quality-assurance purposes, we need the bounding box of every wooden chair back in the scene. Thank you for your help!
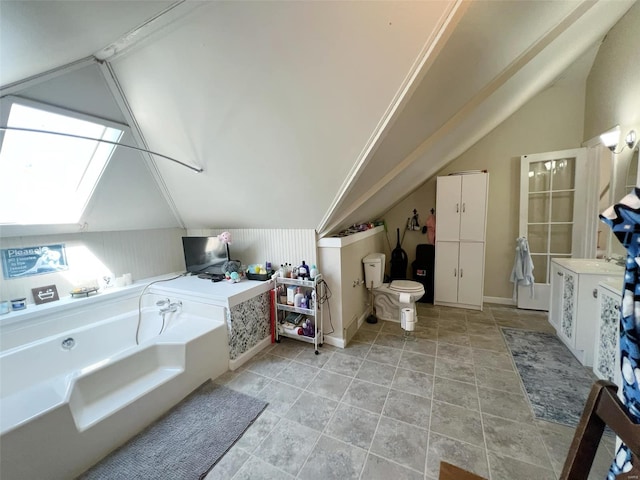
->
[560,380,639,480]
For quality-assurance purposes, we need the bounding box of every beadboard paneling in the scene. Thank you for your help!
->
[186,228,317,269]
[0,228,186,305]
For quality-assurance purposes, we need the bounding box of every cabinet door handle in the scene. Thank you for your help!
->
[557,271,564,276]
[462,203,466,213]
[460,269,464,278]
[456,203,459,213]
[454,268,457,277]
[593,289,598,299]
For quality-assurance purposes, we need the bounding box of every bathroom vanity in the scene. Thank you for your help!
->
[549,258,623,367]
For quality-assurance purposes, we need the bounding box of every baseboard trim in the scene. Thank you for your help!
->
[483,296,516,306]
[229,336,272,370]
[322,334,345,349]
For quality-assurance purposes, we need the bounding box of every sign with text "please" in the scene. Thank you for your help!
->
[1,244,68,279]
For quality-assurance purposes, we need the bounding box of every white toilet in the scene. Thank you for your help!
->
[362,253,425,325]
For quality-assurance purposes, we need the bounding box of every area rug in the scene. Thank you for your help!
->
[77,381,267,480]
[501,327,597,427]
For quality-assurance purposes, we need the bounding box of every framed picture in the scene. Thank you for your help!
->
[2,244,68,279]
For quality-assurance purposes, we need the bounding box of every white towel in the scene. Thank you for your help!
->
[509,237,535,300]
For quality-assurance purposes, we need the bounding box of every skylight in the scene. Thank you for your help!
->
[0,100,123,225]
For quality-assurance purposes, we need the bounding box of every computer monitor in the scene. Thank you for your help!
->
[181,236,229,275]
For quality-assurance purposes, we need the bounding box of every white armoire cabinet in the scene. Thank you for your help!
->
[434,172,488,310]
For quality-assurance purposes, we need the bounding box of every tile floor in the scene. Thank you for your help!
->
[207,303,615,480]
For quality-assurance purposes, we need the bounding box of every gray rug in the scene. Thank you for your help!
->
[501,328,597,427]
[77,381,267,480]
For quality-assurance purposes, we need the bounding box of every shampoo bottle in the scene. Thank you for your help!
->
[309,264,318,280]
[299,261,309,279]
[294,287,304,308]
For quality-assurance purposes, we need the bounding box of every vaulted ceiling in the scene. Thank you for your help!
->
[0,0,635,236]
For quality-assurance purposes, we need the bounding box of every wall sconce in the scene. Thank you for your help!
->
[600,125,637,153]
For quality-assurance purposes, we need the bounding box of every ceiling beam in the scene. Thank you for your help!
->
[319,0,599,237]
[98,61,188,229]
[316,0,470,234]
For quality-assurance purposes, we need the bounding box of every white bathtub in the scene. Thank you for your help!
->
[0,295,229,480]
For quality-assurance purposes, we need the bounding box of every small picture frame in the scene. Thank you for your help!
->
[32,284,60,305]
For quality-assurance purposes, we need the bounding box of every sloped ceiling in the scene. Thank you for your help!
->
[0,0,177,87]
[0,0,636,236]
[108,1,459,230]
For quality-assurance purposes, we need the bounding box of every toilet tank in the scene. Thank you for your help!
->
[362,253,385,289]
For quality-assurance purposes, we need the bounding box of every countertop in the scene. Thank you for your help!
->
[599,277,624,296]
[551,258,625,275]
[150,274,274,307]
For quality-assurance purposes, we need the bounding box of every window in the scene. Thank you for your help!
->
[0,98,124,225]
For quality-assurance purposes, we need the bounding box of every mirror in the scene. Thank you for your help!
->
[597,147,613,258]
[625,146,638,190]
[607,145,639,258]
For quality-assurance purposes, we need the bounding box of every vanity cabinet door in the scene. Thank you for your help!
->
[559,270,577,347]
[549,263,564,331]
[594,288,620,383]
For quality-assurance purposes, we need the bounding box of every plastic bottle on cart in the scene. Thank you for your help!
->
[302,319,314,337]
[309,264,318,280]
[298,261,309,279]
[284,325,302,336]
[287,285,297,305]
[294,287,304,308]
[305,291,313,310]
[291,266,299,279]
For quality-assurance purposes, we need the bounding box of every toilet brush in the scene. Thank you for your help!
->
[366,281,378,324]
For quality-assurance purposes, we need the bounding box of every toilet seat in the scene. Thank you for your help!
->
[389,280,424,293]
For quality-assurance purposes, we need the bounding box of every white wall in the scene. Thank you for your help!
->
[0,228,186,305]
[585,2,640,261]
[584,2,640,143]
[186,228,317,271]
[384,81,586,301]
[318,228,386,345]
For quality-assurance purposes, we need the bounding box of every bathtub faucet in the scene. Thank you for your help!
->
[159,301,182,315]
[156,298,170,307]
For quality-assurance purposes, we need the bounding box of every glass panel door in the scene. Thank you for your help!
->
[518,148,587,310]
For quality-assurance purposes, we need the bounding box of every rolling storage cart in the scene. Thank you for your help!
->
[274,274,324,354]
